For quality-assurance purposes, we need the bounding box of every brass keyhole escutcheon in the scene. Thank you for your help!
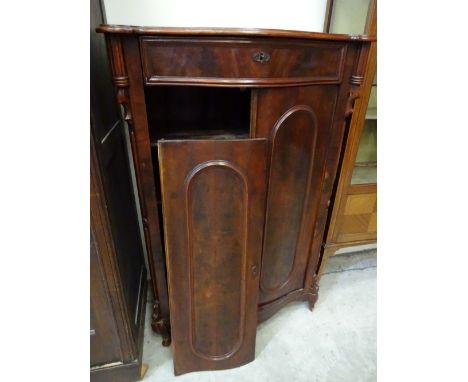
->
[252,51,270,63]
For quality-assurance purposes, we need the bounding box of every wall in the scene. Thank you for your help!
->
[103,0,328,32]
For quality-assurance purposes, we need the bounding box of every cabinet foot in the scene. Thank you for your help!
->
[308,280,319,311]
[151,302,171,346]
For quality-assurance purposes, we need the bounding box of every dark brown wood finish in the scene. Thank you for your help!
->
[254,41,364,321]
[122,36,173,346]
[158,139,267,375]
[97,24,374,369]
[140,38,347,87]
[97,24,376,41]
[255,86,337,307]
[91,3,148,380]
[91,130,147,382]
[103,32,172,346]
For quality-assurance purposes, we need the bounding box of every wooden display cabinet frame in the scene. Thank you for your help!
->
[318,0,377,276]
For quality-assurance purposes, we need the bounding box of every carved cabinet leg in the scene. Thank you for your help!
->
[151,302,171,347]
[151,302,171,346]
[308,278,320,311]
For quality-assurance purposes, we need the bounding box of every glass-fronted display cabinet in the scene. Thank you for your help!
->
[318,0,377,276]
[352,75,377,184]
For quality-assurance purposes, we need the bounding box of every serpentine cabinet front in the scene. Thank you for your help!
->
[98,25,372,374]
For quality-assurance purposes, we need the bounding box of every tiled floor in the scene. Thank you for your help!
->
[142,250,377,382]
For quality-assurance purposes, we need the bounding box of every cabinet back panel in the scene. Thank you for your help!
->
[145,86,251,142]
[141,38,346,86]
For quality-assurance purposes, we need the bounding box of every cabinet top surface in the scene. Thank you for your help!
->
[96,24,376,42]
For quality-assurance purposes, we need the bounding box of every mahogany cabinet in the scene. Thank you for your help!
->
[97,24,374,375]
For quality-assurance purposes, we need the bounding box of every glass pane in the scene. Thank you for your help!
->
[351,165,376,184]
[355,120,376,163]
[330,0,371,34]
[366,85,377,119]
[351,119,377,184]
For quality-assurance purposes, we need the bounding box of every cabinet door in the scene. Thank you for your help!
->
[254,86,338,306]
[90,226,122,367]
[158,139,267,375]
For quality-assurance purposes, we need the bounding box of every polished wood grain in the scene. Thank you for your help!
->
[255,86,336,306]
[253,34,361,314]
[254,39,365,318]
[158,139,267,375]
[97,24,376,41]
[106,34,172,346]
[97,23,375,368]
[141,37,347,86]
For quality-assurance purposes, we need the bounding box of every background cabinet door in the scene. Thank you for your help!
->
[158,139,267,375]
[254,86,338,306]
[90,226,122,367]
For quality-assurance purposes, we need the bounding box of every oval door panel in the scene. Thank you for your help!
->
[260,106,318,294]
[187,163,247,359]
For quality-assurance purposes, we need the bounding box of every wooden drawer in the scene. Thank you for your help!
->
[140,37,347,86]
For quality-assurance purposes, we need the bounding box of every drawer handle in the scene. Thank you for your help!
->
[252,51,270,64]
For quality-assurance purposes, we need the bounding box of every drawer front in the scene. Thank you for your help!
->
[140,37,347,86]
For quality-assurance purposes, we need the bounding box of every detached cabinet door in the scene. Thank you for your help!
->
[158,139,267,375]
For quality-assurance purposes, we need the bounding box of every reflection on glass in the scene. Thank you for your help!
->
[366,85,377,119]
[330,0,371,34]
[351,67,377,186]
[355,120,376,163]
[351,166,376,184]
[352,99,377,185]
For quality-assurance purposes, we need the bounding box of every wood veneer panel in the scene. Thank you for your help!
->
[158,139,267,375]
[141,38,347,86]
[97,25,376,41]
[255,86,338,305]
